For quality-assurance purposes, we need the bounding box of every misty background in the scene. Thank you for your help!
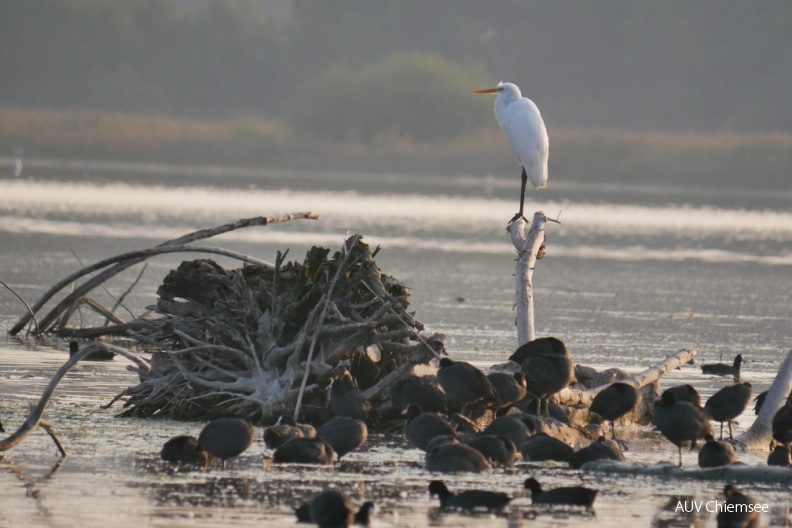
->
[2,0,791,133]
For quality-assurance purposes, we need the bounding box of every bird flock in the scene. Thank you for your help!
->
[151,334,789,527]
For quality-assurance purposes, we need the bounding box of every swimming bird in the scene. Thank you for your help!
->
[69,340,115,361]
[487,371,528,410]
[330,376,371,421]
[589,382,641,440]
[160,435,208,465]
[425,442,492,473]
[402,404,456,451]
[520,433,574,463]
[466,435,518,468]
[701,354,743,379]
[653,390,712,467]
[301,489,374,527]
[263,415,316,449]
[508,336,568,364]
[704,382,752,440]
[317,416,367,459]
[428,480,511,512]
[716,484,761,528]
[520,355,575,415]
[698,434,737,468]
[388,376,448,414]
[473,82,548,222]
[523,477,598,508]
[767,444,791,467]
[567,436,625,469]
[197,417,254,469]
[273,436,336,465]
[436,357,497,413]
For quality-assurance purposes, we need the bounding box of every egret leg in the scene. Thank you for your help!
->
[510,167,529,223]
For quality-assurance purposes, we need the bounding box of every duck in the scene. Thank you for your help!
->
[704,382,752,440]
[697,434,737,467]
[589,382,641,440]
[436,357,498,412]
[317,416,368,459]
[69,340,116,361]
[402,404,456,451]
[523,477,598,508]
[160,435,208,465]
[701,354,743,379]
[567,436,625,469]
[767,444,791,467]
[263,415,316,449]
[273,436,336,465]
[428,480,511,512]
[653,390,712,467]
[508,336,568,364]
[330,375,371,421]
[520,355,575,416]
[716,484,760,528]
[520,433,574,462]
[197,417,254,469]
[487,372,527,410]
[425,442,492,473]
[297,489,374,527]
[388,376,448,414]
[466,435,518,468]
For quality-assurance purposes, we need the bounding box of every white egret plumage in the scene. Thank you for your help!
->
[473,82,548,221]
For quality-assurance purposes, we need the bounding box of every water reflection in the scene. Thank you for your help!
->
[651,495,707,528]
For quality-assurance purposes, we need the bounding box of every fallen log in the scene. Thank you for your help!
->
[735,349,792,450]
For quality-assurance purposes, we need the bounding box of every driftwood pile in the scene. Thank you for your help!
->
[114,234,443,423]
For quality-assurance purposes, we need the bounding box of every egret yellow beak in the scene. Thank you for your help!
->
[472,87,501,94]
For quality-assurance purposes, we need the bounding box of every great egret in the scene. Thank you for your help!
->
[473,82,548,221]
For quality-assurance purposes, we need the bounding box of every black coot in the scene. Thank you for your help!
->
[273,436,336,465]
[69,340,116,361]
[437,357,498,412]
[772,396,792,448]
[0,419,4,433]
[388,377,448,414]
[307,489,374,528]
[509,337,568,364]
[520,433,574,462]
[767,444,791,467]
[487,372,527,410]
[482,414,535,448]
[589,382,641,440]
[704,382,752,440]
[425,442,492,473]
[701,354,743,378]
[716,484,760,528]
[330,377,371,421]
[160,435,208,465]
[428,480,511,512]
[317,416,368,459]
[264,415,316,449]
[402,404,456,451]
[466,435,517,468]
[521,396,571,424]
[520,355,574,416]
[697,434,737,468]
[523,477,598,508]
[197,417,254,469]
[663,384,702,408]
[567,436,625,469]
[654,390,712,467]
[753,390,768,415]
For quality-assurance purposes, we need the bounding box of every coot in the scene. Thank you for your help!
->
[402,404,456,451]
[481,414,535,448]
[428,480,511,512]
[317,416,368,459]
[567,436,625,469]
[197,417,255,469]
[520,433,574,462]
[716,484,760,528]
[308,489,374,528]
[767,444,791,467]
[520,355,574,415]
[523,477,597,508]
[663,384,702,408]
[330,377,371,421]
[701,354,743,379]
[772,397,792,448]
[69,340,115,361]
[654,390,712,467]
[264,415,316,449]
[509,337,568,364]
[487,372,527,410]
[388,377,448,414]
[466,435,517,468]
[425,442,492,473]
[704,382,752,440]
[273,436,336,465]
[589,382,641,440]
[436,357,497,412]
[160,435,208,465]
[697,434,737,468]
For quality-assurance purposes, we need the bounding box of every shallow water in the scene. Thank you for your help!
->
[1,161,791,527]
